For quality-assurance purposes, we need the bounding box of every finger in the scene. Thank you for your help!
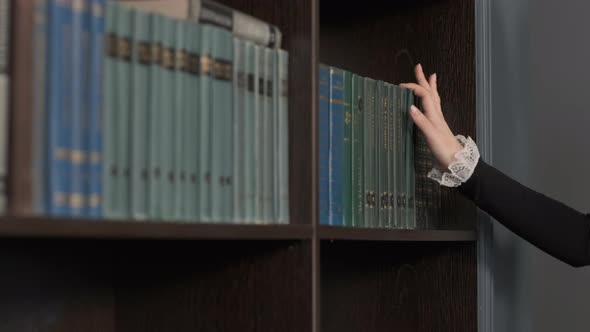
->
[400,83,437,113]
[428,73,442,108]
[415,63,431,91]
[409,105,437,142]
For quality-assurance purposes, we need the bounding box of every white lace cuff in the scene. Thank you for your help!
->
[427,135,480,188]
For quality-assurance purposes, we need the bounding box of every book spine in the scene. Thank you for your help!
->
[80,0,92,216]
[363,77,376,227]
[88,0,105,218]
[223,29,234,222]
[262,48,274,223]
[342,70,352,227]
[329,66,344,226]
[253,44,263,224]
[399,86,407,228]
[393,85,401,228]
[387,83,395,228]
[232,37,245,223]
[276,49,289,224]
[148,14,162,219]
[115,4,132,219]
[172,19,185,221]
[192,0,282,49]
[159,16,175,220]
[243,41,256,223]
[351,74,364,227]
[197,24,212,222]
[0,0,9,74]
[377,81,389,228]
[102,2,117,218]
[406,90,416,229]
[0,74,6,213]
[32,0,47,214]
[70,0,84,216]
[318,64,330,225]
[130,8,150,220]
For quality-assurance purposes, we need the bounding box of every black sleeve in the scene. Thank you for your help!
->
[457,158,590,267]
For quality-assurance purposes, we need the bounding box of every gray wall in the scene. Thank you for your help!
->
[490,0,590,331]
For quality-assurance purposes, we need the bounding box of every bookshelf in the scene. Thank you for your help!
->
[4,0,476,331]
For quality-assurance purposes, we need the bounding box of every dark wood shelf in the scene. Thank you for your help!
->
[318,225,476,242]
[0,216,313,240]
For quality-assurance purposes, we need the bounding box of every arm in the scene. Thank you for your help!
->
[401,64,590,268]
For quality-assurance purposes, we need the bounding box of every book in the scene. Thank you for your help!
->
[363,77,376,227]
[387,83,395,228]
[243,41,256,223]
[87,0,105,218]
[232,37,245,223]
[398,85,407,228]
[148,13,163,220]
[0,74,7,213]
[318,64,330,225]
[130,8,151,220]
[262,48,274,223]
[351,74,364,227]
[0,0,9,74]
[119,0,282,48]
[276,49,289,224]
[197,24,212,222]
[342,70,352,227]
[172,18,186,220]
[377,80,388,228]
[406,89,416,229]
[329,66,344,226]
[253,44,264,223]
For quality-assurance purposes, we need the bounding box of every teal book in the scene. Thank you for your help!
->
[342,70,352,227]
[102,2,118,218]
[376,81,388,228]
[318,64,330,225]
[399,86,407,228]
[363,77,376,228]
[394,85,402,228]
[406,90,416,229]
[210,27,233,222]
[253,44,264,224]
[276,49,289,224]
[183,22,201,222]
[114,4,132,219]
[159,16,176,220]
[263,48,275,223]
[351,74,364,227]
[328,67,344,226]
[243,41,257,223]
[148,14,163,220]
[232,37,245,223]
[172,19,186,221]
[387,83,395,228]
[197,24,213,222]
[130,8,150,220]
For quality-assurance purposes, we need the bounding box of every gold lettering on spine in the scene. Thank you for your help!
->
[138,42,151,64]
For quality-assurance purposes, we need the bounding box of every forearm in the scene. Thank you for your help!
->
[457,159,590,267]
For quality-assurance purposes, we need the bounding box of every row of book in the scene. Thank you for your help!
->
[0,0,8,214]
[319,65,416,229]
[31,0,290,224]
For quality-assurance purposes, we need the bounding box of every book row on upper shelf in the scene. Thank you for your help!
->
[319,65,417,229]
[4,0,290,225]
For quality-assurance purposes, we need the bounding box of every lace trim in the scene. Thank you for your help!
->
[427,135,480,187]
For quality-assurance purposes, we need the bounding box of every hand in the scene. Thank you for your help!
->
[400,64,463,170]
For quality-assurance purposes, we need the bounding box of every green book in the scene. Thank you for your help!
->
[148,14,162,220]
[158,16,175,221]
[351,74,364,227]
[377,81,388,228]
[276,49,289,224]
[263,48,275,223]
[363,77,376,228]
[210,26,233,222]
[406,90,416,229]
[243,41,256,223]
[130,9,150,220]
[232,37,245,223]
[394,85,403,229]
[399,86,407,228]
[198,24,213,222]
[387,83,395,228]
[115,4,132,219]
[342,70,353,227]
[172,19,186,221]
[103,3,117,218]
[254,44,264,224]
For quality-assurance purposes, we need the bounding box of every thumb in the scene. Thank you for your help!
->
[409,105,436,142]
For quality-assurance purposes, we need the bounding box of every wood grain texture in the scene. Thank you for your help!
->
[8,0,34,215]
[219,0,316,225]
[321,241,477,332]
[319,0,476,230]
[0,216,313,240]
[319,225,476,242]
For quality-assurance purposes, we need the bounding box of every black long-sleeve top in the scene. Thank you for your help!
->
[457,158,590,267]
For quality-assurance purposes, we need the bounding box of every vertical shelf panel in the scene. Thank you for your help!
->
[219,0,316,225]
[320,241,477,332]
[319,0,476,230]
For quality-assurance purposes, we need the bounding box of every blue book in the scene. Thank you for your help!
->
[87,0,105,218]
[33,0,48,214]
[329,66,344,226]
[47,0,71,216]
[70,0,85,216]
[318,64,330,225]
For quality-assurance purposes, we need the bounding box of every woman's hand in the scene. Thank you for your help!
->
[400,64,463,170]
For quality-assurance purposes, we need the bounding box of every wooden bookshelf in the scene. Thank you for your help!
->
[5,0,477,331]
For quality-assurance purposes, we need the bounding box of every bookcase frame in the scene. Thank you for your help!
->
[4,0,477,331]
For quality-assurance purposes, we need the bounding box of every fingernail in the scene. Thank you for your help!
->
[410,105,419,113]
[417,63,422,70]
[433,73,437,80]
